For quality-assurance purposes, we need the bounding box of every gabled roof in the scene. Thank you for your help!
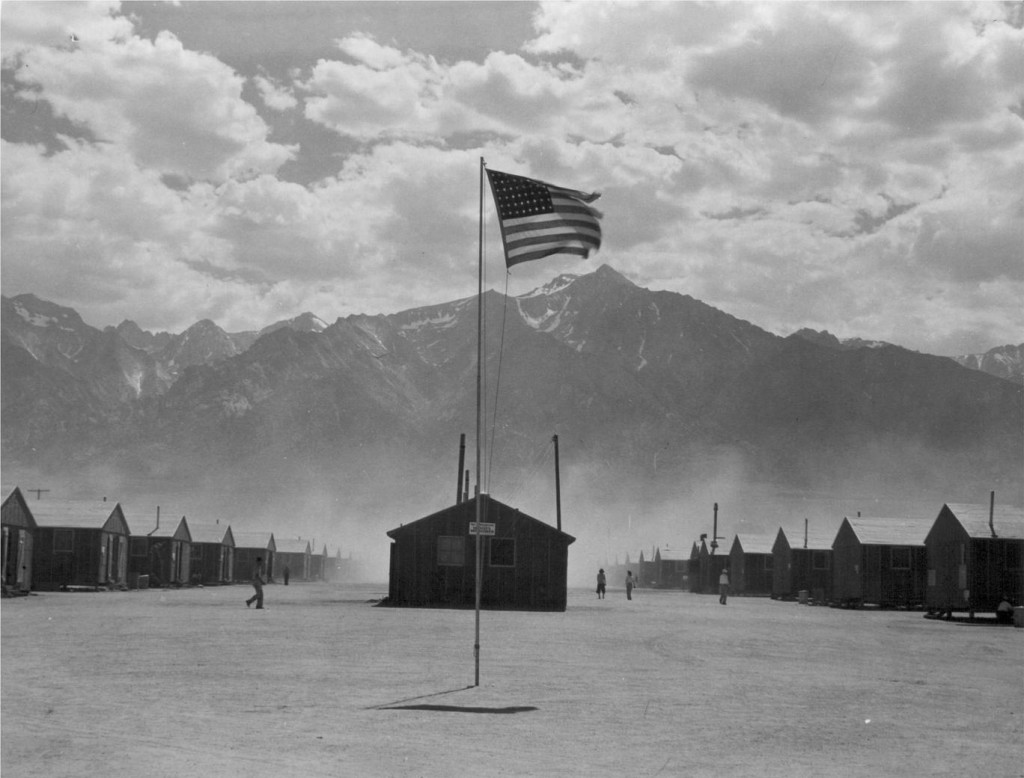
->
[387,494,575,543]
[731,534,775,555]
[775,522,838,551]
[188,522,234,545]
[146,515,191,542]
[31,500,130,534]
[942,503,1024,540]
[1,487,38,530]
[119,506,159,535]
[840,516,933,546]
[658,547,689,561]
[232,530,276,550]
[275,538,311,554]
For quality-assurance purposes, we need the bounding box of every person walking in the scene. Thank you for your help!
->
[719,567,730,605]
[596,568,607,599]
[996,595,1014,624]
[626,570,635,601]
[246,556,266,609]
[283,565,290,586]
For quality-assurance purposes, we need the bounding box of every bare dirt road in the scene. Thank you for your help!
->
[2,583,1021,777]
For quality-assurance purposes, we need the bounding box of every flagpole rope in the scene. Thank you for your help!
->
[482,167,601,514]
[486,271,512,492]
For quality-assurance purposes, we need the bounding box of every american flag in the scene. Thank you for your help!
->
[485,169,602,268]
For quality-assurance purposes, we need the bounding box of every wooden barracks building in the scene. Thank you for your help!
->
[30,499,131,591]
[386,494,575,611]
[772,520,838,603]
[188,522,235,585]
[2,487,37,594]
[128,512,192,588]
[925,500,1024,617]
[728,533,775,596]
[832,515,932,609]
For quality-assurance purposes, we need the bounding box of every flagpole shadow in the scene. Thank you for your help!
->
[367,686,538,714]
[382,704,537,714]
[365,685,475,710]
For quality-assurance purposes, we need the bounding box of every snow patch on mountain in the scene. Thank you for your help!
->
[13,301,57,328]
[295,313,327,332]
[57,341,84,360]
[954,343,1024,382]
[515,297,574,334]
[519,274,579,299]
[400,312,458,332]
[124,366,145,397]
[353,322,391,354]
[730,332,751,353]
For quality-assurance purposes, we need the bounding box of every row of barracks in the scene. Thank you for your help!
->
[1,487,345,593]
[605,500,1023,618]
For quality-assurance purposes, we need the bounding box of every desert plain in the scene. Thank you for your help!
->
[2,582,1021,777]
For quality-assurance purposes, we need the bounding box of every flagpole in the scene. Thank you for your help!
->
[474,157,485,687]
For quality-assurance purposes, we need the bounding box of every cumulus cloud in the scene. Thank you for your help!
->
[0,1,1021,355]
[4,4,294,182]
[301,33,630,144]
[0,0,132,58]
[302,35,450,140]
[254,75,298,112]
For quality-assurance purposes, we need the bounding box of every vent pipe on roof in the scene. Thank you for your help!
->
[990,490,997,538]
[553,434,562,533]
[711,503,719,554]
[804,518,808,550]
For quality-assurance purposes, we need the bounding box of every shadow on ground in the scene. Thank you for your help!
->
[381,704,537,714]
[368,686,537,714]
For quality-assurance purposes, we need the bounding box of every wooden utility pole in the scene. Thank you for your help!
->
[456,433,466,504]
[710,502,723,554]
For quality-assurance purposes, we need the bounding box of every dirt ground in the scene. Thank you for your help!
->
[2,582,1021,777]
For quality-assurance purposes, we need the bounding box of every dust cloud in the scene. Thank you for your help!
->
[4,429,1018,588]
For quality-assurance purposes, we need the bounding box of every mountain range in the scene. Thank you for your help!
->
[2,265,1021,556]
[794,327,1024,382]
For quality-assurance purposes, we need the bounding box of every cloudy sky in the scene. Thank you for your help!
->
[2,1,1021,356]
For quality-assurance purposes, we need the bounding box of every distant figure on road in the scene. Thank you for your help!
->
[626,571,635,601]
[246,557,266,609]
[596,568,606,599]
[996,595,1014,624]
[283,565,290,586]
[719,568,730,605]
